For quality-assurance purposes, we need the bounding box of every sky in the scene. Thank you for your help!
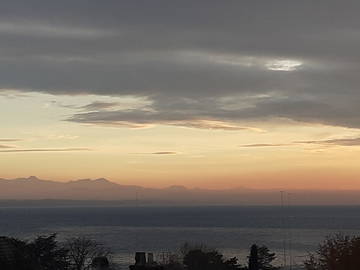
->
[1,0,360,189]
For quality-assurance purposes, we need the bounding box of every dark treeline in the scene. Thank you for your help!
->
[0,234,278,270]
[1,233,360,270]
[160,242,278,270]
[0,234,111,270]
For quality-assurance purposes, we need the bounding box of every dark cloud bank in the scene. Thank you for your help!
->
[1,1,360,129]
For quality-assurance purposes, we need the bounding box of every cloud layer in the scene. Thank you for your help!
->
[1,1,360,129]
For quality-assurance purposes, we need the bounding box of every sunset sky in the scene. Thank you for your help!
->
[1,1,360,189]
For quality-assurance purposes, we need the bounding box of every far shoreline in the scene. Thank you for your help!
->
[1,200,360,208]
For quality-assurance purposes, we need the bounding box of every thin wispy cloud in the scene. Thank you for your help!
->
[0,138,21,142]
[132,151,178,155]
[0,21,116,39]
[0,144,15,149]
[240,143,290,148]
[60,101,120,111]
[240,136,360,148]
[80,101,120,111]
[67,111,266,131]
[0,148,91,153]
[151,151,178,155]
[296,137,360,146]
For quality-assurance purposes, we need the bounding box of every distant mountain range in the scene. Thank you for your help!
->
[1,176,360,205]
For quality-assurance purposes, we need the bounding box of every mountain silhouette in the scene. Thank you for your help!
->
[1,176,360,205]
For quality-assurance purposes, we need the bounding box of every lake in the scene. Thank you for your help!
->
[1,205,360,268]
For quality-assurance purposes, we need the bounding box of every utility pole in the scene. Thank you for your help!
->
[280,191,287,269]
[288,193,293,270]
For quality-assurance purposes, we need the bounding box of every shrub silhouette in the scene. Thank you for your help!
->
[183,248,241,270]
[248,244,278,270]
[65,236,111,270]
[304,234,360,270]
[0,234,68,270]
[0,234,112,270]
[248,245,259,270]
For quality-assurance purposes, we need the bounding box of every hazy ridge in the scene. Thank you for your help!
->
[1,176,360,205]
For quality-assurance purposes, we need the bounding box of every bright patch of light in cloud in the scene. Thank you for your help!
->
[210,54,256,67]
[266,59,303,71]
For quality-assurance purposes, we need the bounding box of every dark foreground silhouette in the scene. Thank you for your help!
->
[0,234,110,270]
[1,233,357,270]
[0,234,278,270]
[304,234,360,270]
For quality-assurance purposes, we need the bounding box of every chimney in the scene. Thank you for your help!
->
[135,252,146,266]
[147,253,154,264]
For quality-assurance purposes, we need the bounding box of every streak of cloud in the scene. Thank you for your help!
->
[0,144,15,148]
[0,138,21,142]
[239,143,290,148]
[240,136,360,148]
[151,152,178,155]
[0,148,91,153]
[296,137,360,146]
[132,151,178,155]
[80,101,120,111]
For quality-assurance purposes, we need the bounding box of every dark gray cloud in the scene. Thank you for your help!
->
[79,102,120,111]
[0,148,91,153]
[1,1,360,129]
[60,101,121,111]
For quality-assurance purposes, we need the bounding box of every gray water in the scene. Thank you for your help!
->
[1,205,360,268]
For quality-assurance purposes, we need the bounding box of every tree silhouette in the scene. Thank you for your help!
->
[65,236,111,270]
[248,245,278,270]
[28,234,69,270]
[183,248,242,270]
[248,245,259,270]
[0,234,68,270]
[0,237,29,270]
[257,246,278,270]
[304,234,360,270]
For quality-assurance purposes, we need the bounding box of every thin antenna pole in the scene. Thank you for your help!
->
[134,189,140,258]
[136,190,139,208]
[287,193,293,270]
[280,191,287,269]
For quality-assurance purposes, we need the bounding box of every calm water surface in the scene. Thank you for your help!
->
[1,206,360,268]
